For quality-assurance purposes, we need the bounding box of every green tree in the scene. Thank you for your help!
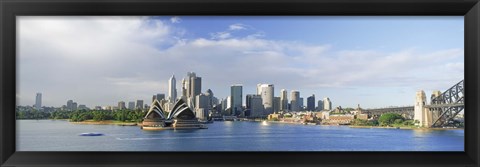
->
[378,113,404,126]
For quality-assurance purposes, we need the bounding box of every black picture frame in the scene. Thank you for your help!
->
[1,0,479,166]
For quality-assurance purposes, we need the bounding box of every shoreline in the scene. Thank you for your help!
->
[70,120,141,126]
[264,120,463,130]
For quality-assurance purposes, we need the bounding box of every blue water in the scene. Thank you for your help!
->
[16,120,464,151]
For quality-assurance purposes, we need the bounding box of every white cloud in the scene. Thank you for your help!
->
[170,16,181,23]
[210,32,232,40]
[229,23,247,30]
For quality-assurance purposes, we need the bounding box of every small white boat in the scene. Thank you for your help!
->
[79,132,104,136]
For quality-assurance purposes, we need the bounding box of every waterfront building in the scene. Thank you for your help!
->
[230,85,243,116]
[317,100,324,111]
[307,94,315,111]
[280,89,288,111]
[290,90,300,111]
[257,84,274,115]
[35,93,42,110]
[195,93,209,120]
[128,101,135,110]
[273,97,281,113]
[136,100,144,110]
[326,114,355,125]
[323,97,332,111]
[142,99,205,130]
[168,75,177,103]
[246,94,263,117]
[118,101,126,110]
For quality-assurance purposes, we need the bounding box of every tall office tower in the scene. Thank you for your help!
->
[156,94,165,101]
[307,94,315,111]
[118,101,126,110]
[67,100,74,111]
[246,94,263,117]
[211,97,219,106]
[222,97,228,113]
[231,85,243,116]
[72,102,78,111]
[280,89,288,111]
[323,97,332,111]
[136,100,144,110]
[128,101,135,110]
[257,84,274,115]
[186,72,202,98]
[168,75,177,103]
[185,72,202,108]
[226,96,232,115]
[299,97,304,110]
[317,100,324,111]
[205,89,214,109]
[290,90,300,111]
[273,97,281,113]
[181,78,188,97]
[195,93,209,120]
[35,93,42,110]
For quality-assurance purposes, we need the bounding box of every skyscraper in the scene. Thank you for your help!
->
[323,97,332,111]
[257,84,274,115]
[127,101,134,110]
[118,101,126,110]
[205,89,214,109]
[153,94,165,102]
[280,89,288,111]
[181,78,188,97]
[230,85,243,116]
[67,100,74,111]
[186,72,202,98]
[246,94,263,117]
[183,72,202,108]
[273,97,281,113]
[35,93,42,110]
[290,90,300,111]
[195,93,209,120]
[317,100,324,111]
[136,100,144,110]
[72,102,78,111]
[168,75,177,103]
[307,94,315,111]
[299,97,304,110]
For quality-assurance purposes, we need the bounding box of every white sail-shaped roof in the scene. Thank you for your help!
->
[144,99,166,119]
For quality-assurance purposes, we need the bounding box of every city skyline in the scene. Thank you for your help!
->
[17,16,464,108]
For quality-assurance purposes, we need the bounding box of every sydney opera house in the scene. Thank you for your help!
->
[142,99,207,130]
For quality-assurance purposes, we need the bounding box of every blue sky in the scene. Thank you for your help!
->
[17,16,464,108]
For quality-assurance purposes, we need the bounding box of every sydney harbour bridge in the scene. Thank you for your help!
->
[359,79,464,128]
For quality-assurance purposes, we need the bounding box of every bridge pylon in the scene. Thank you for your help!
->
[414,90,433,127]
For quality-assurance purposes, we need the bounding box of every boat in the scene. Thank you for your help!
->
[79,132,104,136]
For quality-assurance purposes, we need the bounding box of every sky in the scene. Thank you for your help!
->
[17,16,464,108]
